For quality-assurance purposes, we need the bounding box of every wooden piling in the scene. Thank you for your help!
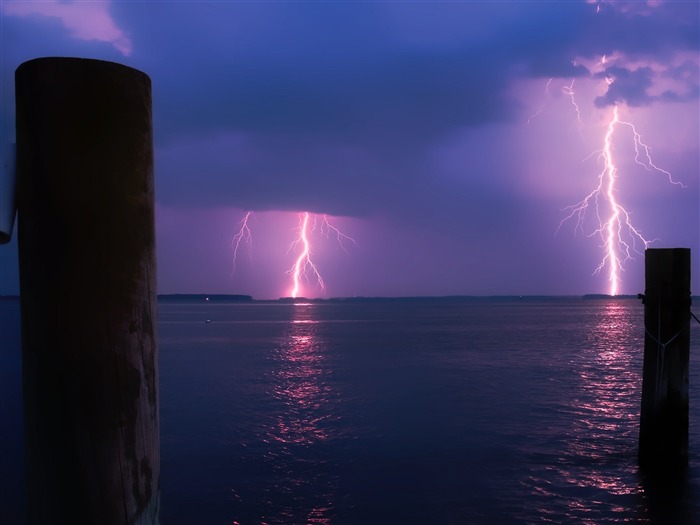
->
[638,248,690,470]
[15,58,159,524]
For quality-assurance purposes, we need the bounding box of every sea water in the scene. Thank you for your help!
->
[1,297,699,524]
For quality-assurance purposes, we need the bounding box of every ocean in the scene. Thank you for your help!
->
[1,296,699,524]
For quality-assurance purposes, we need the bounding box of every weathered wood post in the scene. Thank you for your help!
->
[638,248,690,470]
[16,57,159,524]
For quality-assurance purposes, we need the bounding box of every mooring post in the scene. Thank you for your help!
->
[15,58,159,524]
[638,248,691,470]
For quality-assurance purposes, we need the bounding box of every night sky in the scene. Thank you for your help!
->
[1,1,698,299]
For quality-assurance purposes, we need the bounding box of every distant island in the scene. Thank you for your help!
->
[157,294,253,303]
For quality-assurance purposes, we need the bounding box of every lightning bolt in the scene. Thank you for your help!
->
[287,213,357,298]
[288,212,324,298]
[527,78,553,124]
[528,78,583,129]
[562,79,584,132]
[231,210,253,273]
[230,210,356,298]
[559,104,683,295]
[315,214,357,253]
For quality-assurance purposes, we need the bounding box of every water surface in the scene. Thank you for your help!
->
[1,297,699,524]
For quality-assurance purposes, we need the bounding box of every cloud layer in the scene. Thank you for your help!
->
[1,0,697,297]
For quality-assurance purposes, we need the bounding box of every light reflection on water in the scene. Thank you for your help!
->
[5,298,699,523]
[144,299,700,523]
[519,299,697,524]
[257,303,338,525]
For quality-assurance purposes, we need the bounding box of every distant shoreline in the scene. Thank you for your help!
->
[158,293,253,303]
[158,293,649,304]
[1,294,695,303]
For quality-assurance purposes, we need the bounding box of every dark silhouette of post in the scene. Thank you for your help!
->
[639,248,690,470]
[16,58,159,524]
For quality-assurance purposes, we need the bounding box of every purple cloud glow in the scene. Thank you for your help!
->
[1,1,697,298]
[1,0,132,56]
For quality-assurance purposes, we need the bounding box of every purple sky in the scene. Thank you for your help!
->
[1,1,698,299]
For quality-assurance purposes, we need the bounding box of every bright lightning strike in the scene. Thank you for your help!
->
[559,104,684,295]
[288,212,324,298]
[230,210,356,298]
[286,212,357,298]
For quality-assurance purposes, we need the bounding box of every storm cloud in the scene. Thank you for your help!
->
[1,0,697,298]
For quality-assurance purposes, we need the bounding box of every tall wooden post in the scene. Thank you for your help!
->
[638,248,690,470]
[16,58,159,524]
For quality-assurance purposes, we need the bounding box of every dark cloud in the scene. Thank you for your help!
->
[155,127,525,223]
[152,49,516,147]
[139,0,698,220]
[137,1,698,146]
[660,59,700,103]
[594,65,655,107]
[594,61,700,107]
[571,2,699,60]
[1,1,697,296]
[121,2,592,148]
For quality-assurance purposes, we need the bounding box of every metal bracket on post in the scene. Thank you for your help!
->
[0,142,17,244]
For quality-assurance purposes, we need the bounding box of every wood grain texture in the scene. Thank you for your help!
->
[16,57,160,524]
